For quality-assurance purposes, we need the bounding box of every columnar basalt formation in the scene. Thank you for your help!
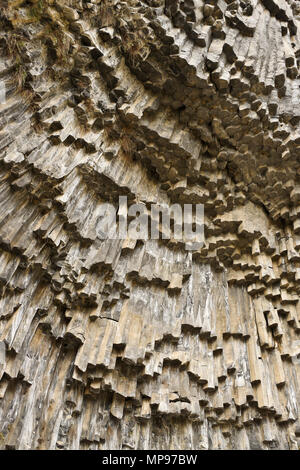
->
[0,0,299,450]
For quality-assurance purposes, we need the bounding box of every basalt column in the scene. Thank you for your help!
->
[0,0,299,450]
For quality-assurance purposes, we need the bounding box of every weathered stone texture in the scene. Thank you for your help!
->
[0,0,299,450]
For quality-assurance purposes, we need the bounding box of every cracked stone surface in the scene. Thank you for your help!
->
[0,0,299,450]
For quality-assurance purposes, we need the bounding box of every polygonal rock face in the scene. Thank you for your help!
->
[0,0,299,450]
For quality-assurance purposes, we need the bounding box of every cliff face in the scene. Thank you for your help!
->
[0,0,299,450]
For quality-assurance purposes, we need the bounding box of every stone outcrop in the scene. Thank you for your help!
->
[0,0,299,450]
